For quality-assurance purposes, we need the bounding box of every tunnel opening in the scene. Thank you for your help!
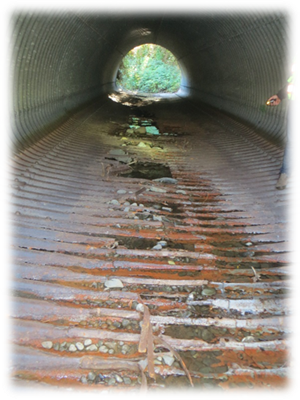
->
[116,44,182,95]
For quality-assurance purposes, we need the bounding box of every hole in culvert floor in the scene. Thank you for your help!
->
[119,161,172,180]
[104,234,194,252]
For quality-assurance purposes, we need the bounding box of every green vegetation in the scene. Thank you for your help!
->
[116,44,181,93]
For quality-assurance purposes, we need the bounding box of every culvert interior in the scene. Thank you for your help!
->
[11,12,290,390]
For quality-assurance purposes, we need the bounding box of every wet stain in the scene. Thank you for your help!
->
[119,161,172,180]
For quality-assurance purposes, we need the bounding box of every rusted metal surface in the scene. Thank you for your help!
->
[10,97,290,390]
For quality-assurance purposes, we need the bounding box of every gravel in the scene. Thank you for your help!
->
[136,303,145,312]
[121,344,130,354]
[60,342,67,351]
[87,372,96,381]
[115,374,123,383]
[123,377,132,385]
[99,345,109,353]
[122,319,130,328]
[201,287,217,296]
[86,344,98,351]
[152,244,162,250]
[76,342,84,351]
[53,343,60,351]
[108,377,116,385]
[109,199,120,205]
[69,344,77,352]
[42,341,53,349]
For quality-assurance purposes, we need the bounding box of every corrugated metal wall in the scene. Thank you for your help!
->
[10,11,289,152]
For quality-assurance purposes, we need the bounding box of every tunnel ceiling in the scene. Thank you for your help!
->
[11,11,289,151]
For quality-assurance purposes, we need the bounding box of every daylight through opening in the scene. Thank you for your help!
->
[116,44,182,94]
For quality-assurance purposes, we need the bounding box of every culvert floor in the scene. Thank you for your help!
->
[10,95,290,391]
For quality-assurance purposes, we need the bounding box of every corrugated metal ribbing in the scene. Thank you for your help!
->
[10,12,289,149]
[182,13,289,143]
[10,98,289,389]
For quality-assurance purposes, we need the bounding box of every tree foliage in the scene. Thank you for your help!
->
[116,44,181,93]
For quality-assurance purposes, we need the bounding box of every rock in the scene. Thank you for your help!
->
[84,339,92,347]
[53,343,60,351]
[87,372,96,381]
[113,321,121,328]
[123,377,132,385]
[59,342,67,351]
[242,335,256,342]
[86,344,98,351]
[124,206,130,212]
[201,287,216,296]
[109,149,127,156]
[122,319,130,328]
[109,199,120,205]
[104,278,124,289]
[176,190,186,194]
[148,186,167,193]
[187,292,195,302]
[69,344,77,352]
[137,141,148,147]
[42,341,53,349]
[153,215,162,221]
[121,344,130,354]
[136,127,146,134]
[115,374,123,383]
[136,303,145,312]
[126,129,134,134]
[99,345,109,353]
[108,349,114,354]
[157,240,167,247]
[152,244,162,250]
[121,156,133,163]
[117,189,127,194]
[106,341,118,351]
[108,377,116,385]
[76,342,84,351]
[245,242,253,246]
[162,207,172,212]
[153,177,178,184]
[96,373,105,383]
[199,366,212,374]
[146,126,159,135]
[162,355,175,366]
[80,376,88,384]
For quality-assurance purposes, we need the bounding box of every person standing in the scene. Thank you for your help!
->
[266,65,295,189]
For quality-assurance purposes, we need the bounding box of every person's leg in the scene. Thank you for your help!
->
[276,101,298,189]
